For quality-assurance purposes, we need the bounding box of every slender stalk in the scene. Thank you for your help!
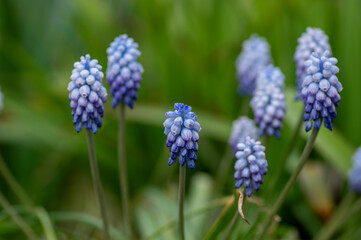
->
[85,130,110,240]
[223,210,239,240]
[268,111,303,193]
[178,165,186,240]
[118,103,133,238]
[0,191,38,240]
[262,135,270,149]
[0,154,33,208]
[314,192,360,240]
[256,128,319,240]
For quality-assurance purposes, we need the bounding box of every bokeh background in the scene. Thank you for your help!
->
[0,0,360,239]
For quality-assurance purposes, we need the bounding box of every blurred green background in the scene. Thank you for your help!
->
[0,0,360,239]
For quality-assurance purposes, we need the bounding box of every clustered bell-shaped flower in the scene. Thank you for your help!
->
[163,103,201,169]
[236,34,272,96]
[68,55,107,133]
[294,28,331,98]
[106,34,144,109]
[251,66,286,138]
[234,137,268,197]
[229,116,257,153]
[301,51,342,131]
[348,147,361,195]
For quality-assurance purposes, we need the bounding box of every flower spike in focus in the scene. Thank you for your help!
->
[234,137,268,197]
[301,51,342,131]
[163,103,201,169]
[68,54,107,134]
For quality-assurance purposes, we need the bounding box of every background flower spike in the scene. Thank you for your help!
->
[106,34,144,109]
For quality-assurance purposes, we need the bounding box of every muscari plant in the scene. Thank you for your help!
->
[68,54,110,240]
[106,34,144,237]
[256,44,342,240]
[163,103,201,240]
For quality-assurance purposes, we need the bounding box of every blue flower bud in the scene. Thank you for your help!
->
[301,51,341,131]
[163,103,201,169]
[68,55,107,133]
[251,67,287,137]
[229,116,258,152]
[106,34,144,109]
[294,28,331,99]
[236,34,273,96]
[234,137,268,197]
[348,147,361,194]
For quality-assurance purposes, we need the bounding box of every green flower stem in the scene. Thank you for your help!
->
[118,103,133,238]
[262,135,270,149]
[268,110,303,193]
[314,192,361,240]
[0,191,38,240]
[256,127,319,240]
[146,196,230,239]
[178,165,186,240]
[215,146,234,193]
[0,154,33,208]
[85,129,110,240]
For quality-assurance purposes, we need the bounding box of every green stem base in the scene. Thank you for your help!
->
[178,166,186,240]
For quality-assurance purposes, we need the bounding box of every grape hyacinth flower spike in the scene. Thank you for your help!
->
[106,34,144,109]
[294,28,331,98]
[234,137,268,197]
[301,51,342,131]
[68,55,110,240]
[106,34,144,238]
[348,147,361,195]
[163,103,201,240]
[68,54,107,133]
[236,34,272,96]
[164,103,201,169]
[251,66,286,138]
[229,116,257,153]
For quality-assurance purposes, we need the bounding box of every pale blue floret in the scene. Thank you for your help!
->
[234,137,268,197]
[251,66,287,137]
[163,103,201,169]
[294,28,331,99]
[236,34,273,96]
[68,55,107,133]
[348,147,361,194]
[229,116,258,152]
[301,51,342,131]
[106,34,144,109]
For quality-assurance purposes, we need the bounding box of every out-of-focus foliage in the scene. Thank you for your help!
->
[0,0,360,239]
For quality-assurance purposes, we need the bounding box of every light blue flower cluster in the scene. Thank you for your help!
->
[163,103,201,169]
[348,147,361,194]
[251,66,286,137]
[229,116,257,153]
[68,55,107,133]
[301,51,342,131]
[106,34,144,109]
[236,34,272,96]
[256,65,285,89]
[234,137,268,197]
[294,28,331,98]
